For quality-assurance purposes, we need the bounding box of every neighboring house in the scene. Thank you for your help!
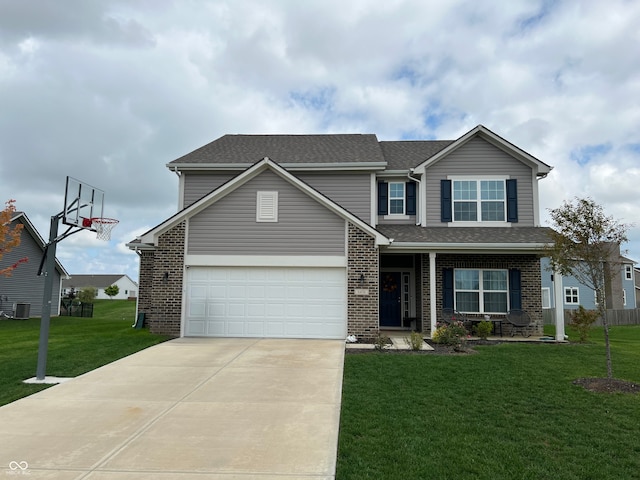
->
[635,267,640,309]
[128,125,554,339]
[62,274,138,300]
[540,251,637,311]
[0,212,69,317]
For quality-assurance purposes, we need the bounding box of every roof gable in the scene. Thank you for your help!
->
[9,212,69,277]
[413,125,552,176]
[135,158,390,247]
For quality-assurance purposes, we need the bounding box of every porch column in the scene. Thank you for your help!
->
[553,269,566,341]
[429,252,437,337]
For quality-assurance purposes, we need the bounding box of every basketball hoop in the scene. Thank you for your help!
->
[89,217,119,241]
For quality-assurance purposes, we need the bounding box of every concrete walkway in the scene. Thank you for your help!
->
[0,338,345,479]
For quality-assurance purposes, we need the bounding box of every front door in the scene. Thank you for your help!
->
[380,272,402,327]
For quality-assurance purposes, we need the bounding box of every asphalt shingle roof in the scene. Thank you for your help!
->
[62,274,134,289]
[377,225,555,245]
[169,134,386,165]
[379,140,454,170]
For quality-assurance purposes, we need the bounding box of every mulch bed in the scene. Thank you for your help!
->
[572,377,640,395]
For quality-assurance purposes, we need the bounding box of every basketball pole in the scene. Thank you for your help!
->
[36,213,61,381]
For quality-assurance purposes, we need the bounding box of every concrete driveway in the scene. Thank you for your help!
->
[0,338,345,479]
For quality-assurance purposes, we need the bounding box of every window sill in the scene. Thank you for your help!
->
[447,222,512,227]
[384,215,410,220]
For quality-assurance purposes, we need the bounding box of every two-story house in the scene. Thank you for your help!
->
[128,125,554,340]
[540,253,636,312]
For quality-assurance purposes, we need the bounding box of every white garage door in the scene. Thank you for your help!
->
[185,266,347,339]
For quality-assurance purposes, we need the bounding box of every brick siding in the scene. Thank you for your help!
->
[138,222,185,337]
[421,253,543,336]
[347,223,379,341]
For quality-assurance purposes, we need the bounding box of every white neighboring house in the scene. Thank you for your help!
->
[62,274,138,300]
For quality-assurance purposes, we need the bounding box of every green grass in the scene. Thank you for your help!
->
[0,299,170,406]
[337,325,640,480]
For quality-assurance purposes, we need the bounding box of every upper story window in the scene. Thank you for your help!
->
[453,179,505,222]
[442,177,517,224]
[378,181,416,217]
[564,287,579,305]
[389,182,405,214]
[625,265,633,280]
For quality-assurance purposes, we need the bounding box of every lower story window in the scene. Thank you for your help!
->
[454,269,508,313]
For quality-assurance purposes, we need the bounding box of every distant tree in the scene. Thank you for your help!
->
[104,284,119,299]
[78,286,97,303]
[0,199,28,276]
[546,197,629,379]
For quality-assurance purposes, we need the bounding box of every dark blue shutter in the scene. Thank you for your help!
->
[441,180,452,222]
[443,268,454,309]
[509,269,522,310]
[506,179,518,223]
[406,182,416,215]
[378,181,388,215]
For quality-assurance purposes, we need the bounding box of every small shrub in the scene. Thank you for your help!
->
[474,320,493,340]
[373,334,390,351]
[432,321,468,350]
[405,331,424,350]
[78,286,97,303]
[569,305,599,342]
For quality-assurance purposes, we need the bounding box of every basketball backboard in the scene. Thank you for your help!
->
[62,176,105,230]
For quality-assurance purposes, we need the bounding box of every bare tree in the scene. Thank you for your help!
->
[0,199,27,276]
[546,197,630,379]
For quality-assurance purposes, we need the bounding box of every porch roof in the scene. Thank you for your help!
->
[378,225,554,253]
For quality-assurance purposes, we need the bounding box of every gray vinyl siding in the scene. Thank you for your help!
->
[0,221,62,317]
[183,173,237,207]
[377,215,418,225]
[297,172,371,221]
[425,137,535,226]
[188,170,346,255]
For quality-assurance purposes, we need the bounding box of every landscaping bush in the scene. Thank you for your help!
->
[474,320,493,339]
[570,305,599,342]
[432,321,468,350]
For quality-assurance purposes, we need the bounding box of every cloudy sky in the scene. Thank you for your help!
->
[1,0,639,283]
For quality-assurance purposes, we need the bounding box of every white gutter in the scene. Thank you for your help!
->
[408,168,421,226]
[385,242,551,252]
[166,162,388,172]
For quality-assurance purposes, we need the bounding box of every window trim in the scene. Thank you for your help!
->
[448,175,509,224]
[454,268,509,314]
[564,287,579,305]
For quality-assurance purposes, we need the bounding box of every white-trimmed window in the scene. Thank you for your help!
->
[541,288,551,309]
[256,191,278,222]
[389,182,405,215]
[564,287,579,305]
[453,179,506,222]
[625,265,633,280]
[454,269,508,313]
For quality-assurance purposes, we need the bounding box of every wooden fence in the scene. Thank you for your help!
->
[543,309,640,326]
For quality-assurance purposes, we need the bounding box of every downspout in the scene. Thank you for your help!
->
[408,168,421,226]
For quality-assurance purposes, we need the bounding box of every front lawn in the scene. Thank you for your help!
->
[337,325,640,479]
[0,300,169,406]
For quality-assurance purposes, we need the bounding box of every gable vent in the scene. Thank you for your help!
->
[256,191,278,222]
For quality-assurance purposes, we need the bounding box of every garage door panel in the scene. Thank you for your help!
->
[186,266,346,339]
